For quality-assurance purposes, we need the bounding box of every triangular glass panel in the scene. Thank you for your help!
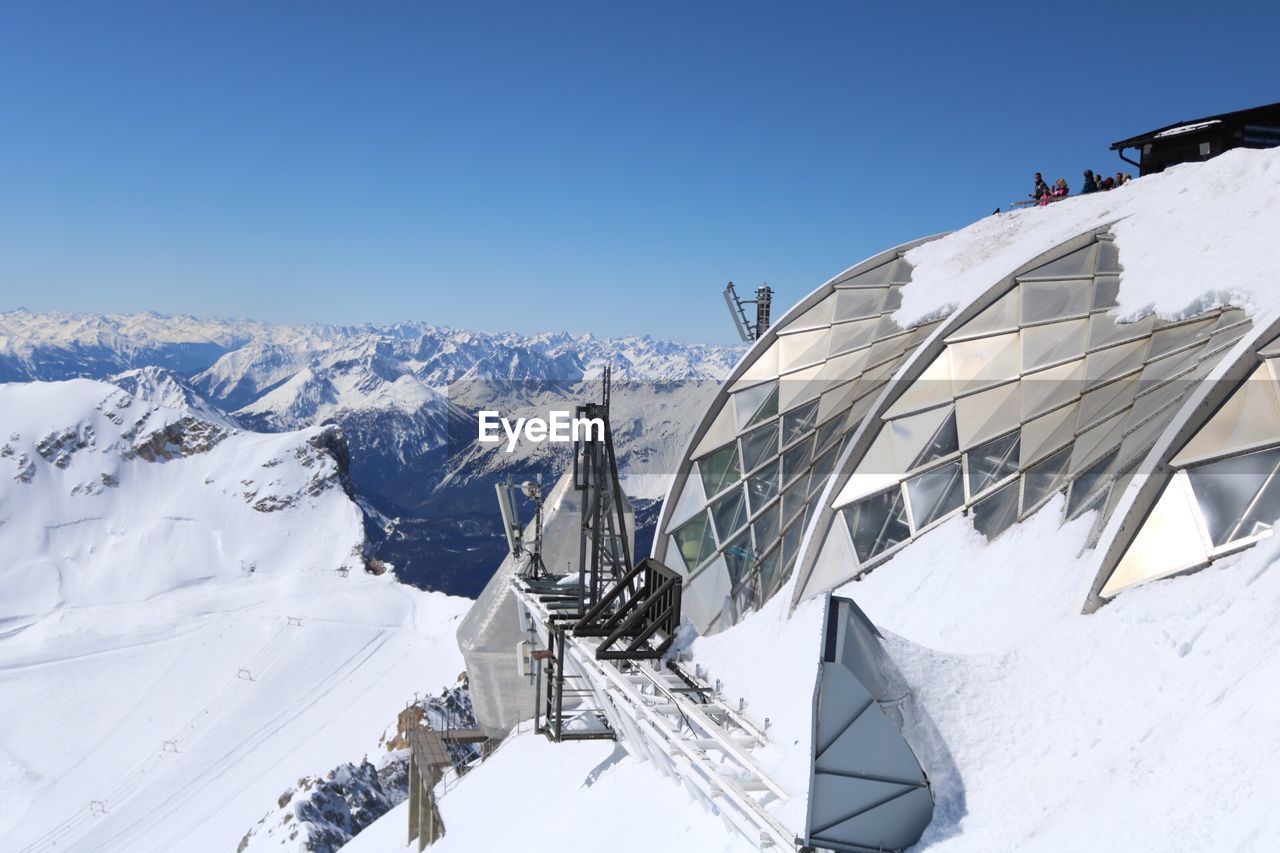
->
[698,442,741,499]
[672,512,716,570]
[967,431,1020,496]
[1186,447,1280,546]
[710,486,749,542]
[747,383,780,427]
[722,530,756,585]
[733,380,778,431]
[1021,445,1072,513]
[740,420,780,472]
[746,459,781,514]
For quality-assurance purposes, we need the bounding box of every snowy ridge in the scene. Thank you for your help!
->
[898,147,1280,327]
[0,379,472,852]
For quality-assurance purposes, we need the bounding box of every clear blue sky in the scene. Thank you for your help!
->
[1,1,1276,342]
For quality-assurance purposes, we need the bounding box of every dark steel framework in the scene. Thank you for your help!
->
[723,281,774,341]
[526,368,685,741]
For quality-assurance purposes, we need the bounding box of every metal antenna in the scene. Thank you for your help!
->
[722,281,773,341]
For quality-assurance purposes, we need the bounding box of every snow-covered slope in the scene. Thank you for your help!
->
[0,379,471,852]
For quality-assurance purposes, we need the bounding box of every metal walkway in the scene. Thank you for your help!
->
[515,578,797,851]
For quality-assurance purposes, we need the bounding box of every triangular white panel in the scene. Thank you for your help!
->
[664,539,687,577]
[664,471,709,532]
[1069,410,1127,475]
[1022,318,1089,372]
[817,380,860,425]
[730,339,780,392]
[834,429,900,507]
[1258,335,1280,358]
[779,329,830,374]
[786,293,836,333]
[827,318,880,358]
[1140,342,1205,386]
[1095,237,1122,274]
[692,402,739,459]
[818,348,873,383]
[1020,278,1094,324]
[681,554,732,633]
[1089,312,1156,351]
[834,288,889,321]
[884,352,955,419]
[797,518,860,601]
[1173,366,1280,466]
[1116,403,1176,470]
[945,289,1019,342]
[956,381,1021,450]
[1021,358,1085,421]
[841,261,896,288]
[1022,243,1097,279]
[866,331,910,368]
[949,332,1021,394]
[1149,317,1217,359]
[1077,374,1140,426]
[1084,338,1151,388]
[778,363,826,413]
[1021,402,1079,468]
[1101,472,1209,597]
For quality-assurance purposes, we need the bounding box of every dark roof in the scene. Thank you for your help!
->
[1110,100,1280,150]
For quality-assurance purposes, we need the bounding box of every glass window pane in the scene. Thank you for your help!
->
[782,479,807,524]
[747,459,780,514]
[781,398,820,446]
[782,515,806,565]
[967,431,1021,496]
[757,546,782,597]
[972,481,1020,540]
[1022,445,1072,511]
[711,486,748,542]
[910,408,959,470]
[782,435,816,486]
[1186,447,1280,546]
[734,380,776,427]
[722,530,755,585]
[905,460,965,529]
[815,414,847,453]
[740,421,780,472]
[699,442,741,498]
[752,502,782,551]
[747,383,779,427]
[1066,449,1118,517]
[673,512,716,570]
[810,445,839,496]
[1236,471,1280,544]
[843,487,911,563]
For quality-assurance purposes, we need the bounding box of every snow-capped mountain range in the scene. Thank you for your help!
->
[0,310,743,595]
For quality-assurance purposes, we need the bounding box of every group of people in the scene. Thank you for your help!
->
[1031,169,1134,205]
